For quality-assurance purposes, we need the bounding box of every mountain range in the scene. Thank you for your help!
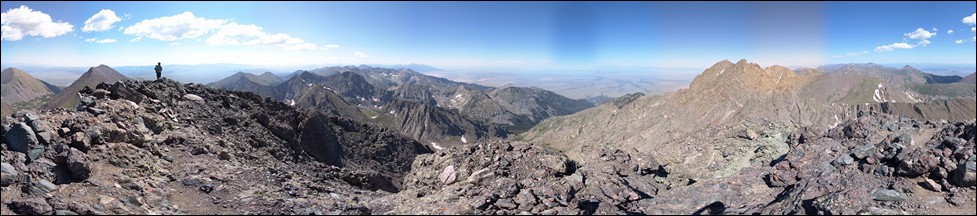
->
[1,67,62,105]
[208,66,592,147]
[521,60,976,180]
[1,59,975,215]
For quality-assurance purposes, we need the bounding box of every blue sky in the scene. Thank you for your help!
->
[1,1,975,70]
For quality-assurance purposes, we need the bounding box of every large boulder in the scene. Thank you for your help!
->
[9,198,53,215]
[952,161,976,187]
[4,122,39,153]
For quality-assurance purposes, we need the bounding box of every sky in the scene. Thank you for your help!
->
[1,1,975,70]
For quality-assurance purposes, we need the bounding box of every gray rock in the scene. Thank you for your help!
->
[27,147,45,161]
[57,128,71,137]
[5,123,39,153]
[1,173,15,187]
[496,198,519,210]
[125,196,144,206]
[36,131,52,145]
[86,107,106,116]
[858,207,909,215]
[183,94,205,103]
[515,190,538,208]
[565,172,585,188]
[1,122,9,135]
[883,121,899,131]
[200,184,215,193]
[54,210,80,215]
[69,132,90,152]
[92,89,111,99]
[952,161,976,187]
[832,155,854,167]
[9,198,53,215]
[25,179,59,195]
[850,145,876,160]
[79,96,97,107]
[542,156,570,175]
[23,113,39,122]
[920,179,942,192]
[439,165,457,185]
[898,133,913,145]
[1,162,17,175]
[740,128,759,140]
[871,189,908,202]
[66,148,94,180]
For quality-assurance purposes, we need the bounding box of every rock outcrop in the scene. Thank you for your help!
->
[2,79,431,215]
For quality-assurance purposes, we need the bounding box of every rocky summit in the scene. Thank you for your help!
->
[2,61,975,215]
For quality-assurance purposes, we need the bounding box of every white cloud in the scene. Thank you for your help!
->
[964,13,976,25]
[956,39,966,44]
[833,51,869,58]
[205,22,318,51]
[848,51,868,56]
[972,27,976,32]
[1,5,73,41]
[321,44,340,50]
[123,12,225,41]
[904,28,936,47]
[948,29,954,34]
[354,51,369,59]
[82,9,122,32]
[85,37,116,44]
[875,42,913,52]
[130,37,142,42]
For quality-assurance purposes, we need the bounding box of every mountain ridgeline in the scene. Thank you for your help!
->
[208,65,593,148]
[2,61,975,215]
[40,65,132,110]
[523,60,976,180]
[1,67,63,106]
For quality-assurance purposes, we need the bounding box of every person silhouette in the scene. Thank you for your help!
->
[155,62,163,80]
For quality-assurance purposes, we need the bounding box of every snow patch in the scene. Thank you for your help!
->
[718,68,726,76]
[828,115,841,129]
[904,92,922,103]
[873,83,887,103]
[461,136,468,144]
[287,99,296,106]
[431,142,444,151]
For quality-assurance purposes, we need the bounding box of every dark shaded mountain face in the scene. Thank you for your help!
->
[1,68,62,105]
[275,71,505,147]
[41,65,131,110]
[211,66,591,147]
[306,68,594,136]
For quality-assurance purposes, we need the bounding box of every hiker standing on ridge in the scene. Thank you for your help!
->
[155,62,163,80]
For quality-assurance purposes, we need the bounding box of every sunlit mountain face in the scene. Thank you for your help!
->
[2,2,976,215]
